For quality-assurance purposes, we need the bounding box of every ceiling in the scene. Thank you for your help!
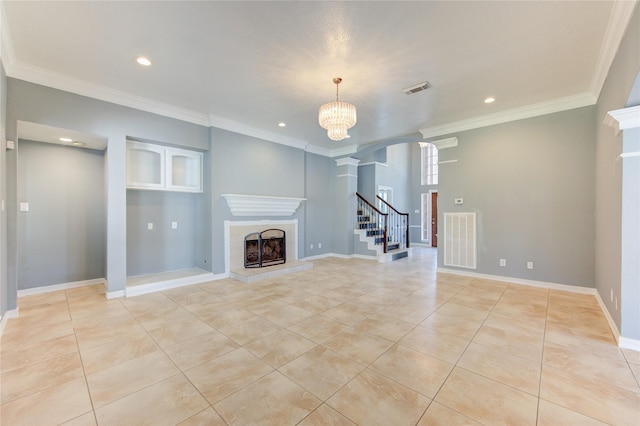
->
[1,1,636,156]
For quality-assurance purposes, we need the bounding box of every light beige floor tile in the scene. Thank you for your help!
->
[457,342,541,396]
[548,290,600,310]
[0,320,75,350]
[1,333,78,373]
[353,313,416,342]
[431,301,490,322]
[472,321,543,362]
[630,363,640,384]
[537,399,607,426]
[287,315,349,344]
[79,332,159,375]
[214,371,321,426]
[543,340,640,392]
[420,310,483,340]
[1,351,84,403]
[279,345,364,400]
[327,369,430,426]
[370,344,454,398]
[184,348,273,404]
[177,407,226,426]
[147,316,215,347]
[258,303,315,327]
[377,302,435,324]
[1,377,92,426]
[60,411,98,426]
[74,321,147,351]
[134,305,197,330]
[86,350,179,407]
[623,347,640,365]
[181,298,229,319]
[162,286,216,306]
[120,292,179,317]
[298,404,356,426]
[540,364,640,425]
[245,329,317,368]
[399,326,469,364]
[164,330,239,371]
[320,303,375,326]
[202,304,255,328]
[291,295,343,314]
[95,374,208,426]
[3,308,71,331]
[68,299,128,321]
[546,305,614,341]
[417,401,482,425]
[434,367,538,425]
[216,315,281,345]
[324,329,394,365]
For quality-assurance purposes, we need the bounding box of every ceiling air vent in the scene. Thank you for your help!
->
[403,81,431,95]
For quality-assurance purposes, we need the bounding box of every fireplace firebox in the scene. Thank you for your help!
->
[244,229,286,268]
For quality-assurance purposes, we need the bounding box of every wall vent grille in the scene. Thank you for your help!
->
[444,212,477,269]
[403,81,431,95]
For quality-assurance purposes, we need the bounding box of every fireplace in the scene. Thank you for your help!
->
[244,229,286,268]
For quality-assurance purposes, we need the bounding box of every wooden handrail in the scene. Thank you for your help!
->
[356,192,387,216]
[376,195,408,216]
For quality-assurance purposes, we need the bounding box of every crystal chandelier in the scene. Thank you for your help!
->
[318,77,357,141]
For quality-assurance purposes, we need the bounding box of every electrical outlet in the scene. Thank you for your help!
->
[610,289,614,302]
[499,259,506,267]
[310,244,313,249]
[527,261,534,270]
[318,243,322,249]
[615,297,618,310]
[147,222,153,230]
[171,221,178,229]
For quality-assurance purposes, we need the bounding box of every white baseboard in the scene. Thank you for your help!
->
[619,336,640,351]
[106,290,126,299]
[125,272,224,298]
[436,268,597,295]
[0,308,19,336]
[17,278,105,297]
[594,289,620,345]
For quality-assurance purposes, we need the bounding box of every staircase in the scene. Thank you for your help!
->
[355,192,411,262]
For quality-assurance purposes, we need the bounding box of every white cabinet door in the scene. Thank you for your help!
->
[126,141,203,192]
[126,141,165,189]
[166,148,203,193]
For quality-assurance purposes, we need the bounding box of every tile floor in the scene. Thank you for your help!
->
[1,248,639,425]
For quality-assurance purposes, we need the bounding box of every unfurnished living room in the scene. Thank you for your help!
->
[0,1,639,425]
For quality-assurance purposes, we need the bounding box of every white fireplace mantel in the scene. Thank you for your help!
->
[221,194,306,217]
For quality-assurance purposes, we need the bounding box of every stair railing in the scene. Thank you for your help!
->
[356,192,388,253]
[376,195,410,251]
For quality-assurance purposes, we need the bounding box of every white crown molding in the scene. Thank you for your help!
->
[419,92,597,139]
[6,60,211,126]
[590,0,639,98]
[358,161,388,168]
[604,105,640,134]
[0,2,16,67]
[330,144,358,158]
[221,194,306,217]
[429,137,458,150]
[335,157,360,167]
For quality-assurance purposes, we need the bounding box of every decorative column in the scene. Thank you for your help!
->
[333,157,360,256]
[605,105,640,348]
[105,134,127,298]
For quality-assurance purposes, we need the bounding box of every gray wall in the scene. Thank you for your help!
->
[127,190,199,276]
[594,6,640,337]
[17,141,105,288]
[437,106,596,287]
[304,152,333,257]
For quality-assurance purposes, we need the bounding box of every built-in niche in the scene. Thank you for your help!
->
[125,138,211,290]
[15,123,107,291]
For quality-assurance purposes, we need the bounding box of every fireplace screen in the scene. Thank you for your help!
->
[244,229,286,268]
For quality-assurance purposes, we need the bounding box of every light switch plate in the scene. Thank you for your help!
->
[454,198,464,205]
[20,202,29,212]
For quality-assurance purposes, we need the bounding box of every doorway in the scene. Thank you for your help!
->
[377,185,393,211]
[422,191,438,247]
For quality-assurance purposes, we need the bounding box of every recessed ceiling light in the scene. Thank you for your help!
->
[59,137,73,142]
[72,141,86,147]
[345,134,351,139]
[136,56,152,66]
[484,97,496,104]
[278,122,286,127]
